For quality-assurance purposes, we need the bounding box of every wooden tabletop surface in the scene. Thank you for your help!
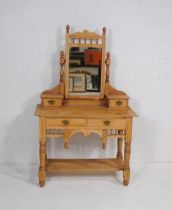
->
[35,104,137,118]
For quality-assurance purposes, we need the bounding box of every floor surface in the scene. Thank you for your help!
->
[0,163,172,210]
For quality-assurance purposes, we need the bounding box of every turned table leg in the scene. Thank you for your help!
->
[123,118,132,186]
[116,130,123,159]
[102,129,107,149]
[38,117,47,187]
[64,130,69,149]
[117,138,123,159]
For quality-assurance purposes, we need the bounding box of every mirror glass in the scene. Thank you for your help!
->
[69,47,102,95]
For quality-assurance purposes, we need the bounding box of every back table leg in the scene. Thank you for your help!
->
[123,118,132,186]
[116,137,123,159]
[38,117,47,187]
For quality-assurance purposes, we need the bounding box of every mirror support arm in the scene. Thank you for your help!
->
[60,51,65,83]
[105,52,111,83]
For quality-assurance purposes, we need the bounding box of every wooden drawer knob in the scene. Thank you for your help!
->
[64,143,69,149]
[104,120,111,126]
[62,120,69,126]
[116,100,123,106]
[48,99,55,105]
[102,143,106,149]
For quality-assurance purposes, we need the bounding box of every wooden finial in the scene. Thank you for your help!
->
[60,51,65,64]
[102,143,106,150]
[106,52,110,59]
[66,25,70,33]
[64,143,69,149]
[60,51,65,82]
[103,27,106,35]
[105,52,111,83]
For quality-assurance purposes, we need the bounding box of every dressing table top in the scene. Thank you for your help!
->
[35,104,136,118]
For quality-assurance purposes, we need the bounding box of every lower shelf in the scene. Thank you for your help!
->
[46,158,124,173]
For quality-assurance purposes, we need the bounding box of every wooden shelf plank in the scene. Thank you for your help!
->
[46,158,124,173]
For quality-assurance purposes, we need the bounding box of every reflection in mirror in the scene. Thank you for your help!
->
[69,47,102,95]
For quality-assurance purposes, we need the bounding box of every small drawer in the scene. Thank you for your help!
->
[108,99,128,108]
[88,119,126,128]
[42,98,62,107]
[46,119,86,128]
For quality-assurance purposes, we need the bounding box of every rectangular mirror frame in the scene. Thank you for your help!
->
[65,28,106,99]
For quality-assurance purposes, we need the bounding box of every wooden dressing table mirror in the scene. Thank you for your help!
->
[35,25,136,187]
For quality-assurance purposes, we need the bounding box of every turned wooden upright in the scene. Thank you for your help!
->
[35,25,136,187]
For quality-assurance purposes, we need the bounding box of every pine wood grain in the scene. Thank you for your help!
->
[35,26,137,187]
[35,105,136,118]
[46,158,124,173]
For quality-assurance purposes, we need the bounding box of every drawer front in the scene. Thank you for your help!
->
[42,98,62,107]
[108,99,128,108]
[46,119,86,128]
[88,119,126,128]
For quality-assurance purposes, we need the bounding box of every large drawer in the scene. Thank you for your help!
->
[46,118,86,128]
[88,119,126,128]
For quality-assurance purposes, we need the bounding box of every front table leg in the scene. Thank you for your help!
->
[64,130,69,149]
[116,137,123,159]
[102,129,107,149]
[38,117,47,187]
[123,118,132,186]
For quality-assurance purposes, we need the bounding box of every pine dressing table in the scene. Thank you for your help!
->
[35,25,136,187]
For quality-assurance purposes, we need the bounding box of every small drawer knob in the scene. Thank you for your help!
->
[116,100,123,106]
[62,120,69,126]
[48,99,55,105]
[104,120,111,126]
